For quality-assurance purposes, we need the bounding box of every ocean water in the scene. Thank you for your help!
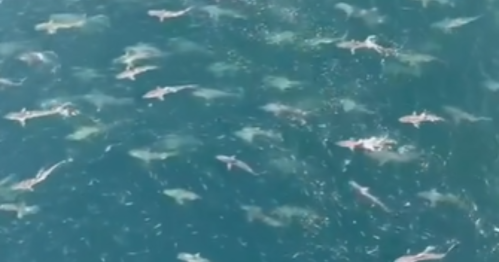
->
[0,0,498,262]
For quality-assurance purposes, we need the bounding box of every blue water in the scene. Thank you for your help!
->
[0,0,498,262]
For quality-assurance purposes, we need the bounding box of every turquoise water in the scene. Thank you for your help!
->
[0,0,498,262]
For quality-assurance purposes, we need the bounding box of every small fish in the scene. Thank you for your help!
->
[177,253,210,262]
[349,180,391,212]
[441,106,491,123]
[114,51,161,69]
[143,85,197,100]
[399,111,444,128]
[417,189,468,209]
[336,139,361,151]
[337,35,395,55]
[0,77,25,88]
[358,136,397,151]
[35,19,85,34]
[414,0,454,8]
[116,65,158,80]
[431,16,481,33]
[394,244,457,262]
[11,158,71,191]
[216,155,258,175]
[0,202,40,219]
[365,149,419,165]
[234,127,282,143]
[148,7,192,22]
[79,91,133,110]
[4,103,78,126]
[163,188,200,205]
[334,2,359,18]
[19,51,57,65]
[338,98,374,114]
[337,136,396,152]
[395,52,440,67]
[128,148,177,163]
[260,102,308,124]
